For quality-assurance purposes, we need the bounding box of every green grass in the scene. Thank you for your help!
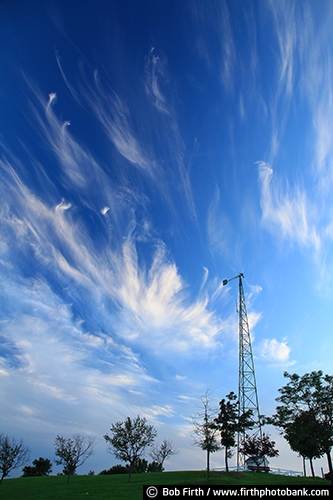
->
[0,471,329,500]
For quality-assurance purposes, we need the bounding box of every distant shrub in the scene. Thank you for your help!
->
[99,460,163,475]
[131,458,148,473]
[22,457,52,477]
[147,461,164,472]
[99,464,128,475]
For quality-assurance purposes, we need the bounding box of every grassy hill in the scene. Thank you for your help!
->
[0,470,329,500]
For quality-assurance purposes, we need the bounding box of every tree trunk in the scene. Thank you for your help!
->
[225,447,229,473]
[206,449,210,478]
[325,448,333,484]
[67,472,71,484]
[302,456,306,477]
[128,463,133,483]
[0,473,4,487]
[309,458,315,479]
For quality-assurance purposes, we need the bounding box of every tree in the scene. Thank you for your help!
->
[147,461,163,472]
[54,434,95,484]
[22,457,52,477]
[214,392,254,473]
[104,415,157,483]
[239,433,279,468]
[270,371,333,483]
[0,434,30,486]
[284,410,323,478]
[149,439,178,471]
[192,390,221,478]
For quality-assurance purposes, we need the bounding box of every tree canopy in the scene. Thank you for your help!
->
[214,392,253,472]
[0,434,30,486]
[149,439,178,471]
[239,433,279,468]
[104,415,157,483]
[54,434,95,483]
[22,457,52,477]
[192,390,221,478]
[270,371,333,482]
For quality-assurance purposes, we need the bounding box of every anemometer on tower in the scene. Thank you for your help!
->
[223,273,263,467]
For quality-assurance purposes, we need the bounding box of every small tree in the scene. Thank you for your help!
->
[0,434,30,486]
[239,433,279,467]
[149,439,178,471]
[192,390,221,478]
[22,457,52,477]
[104,415,157,483]
[214,392,253,473]
[54,434,95,484]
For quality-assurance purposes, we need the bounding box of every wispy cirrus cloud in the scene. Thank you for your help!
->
[257,160,333,292]
[84,71,155,173]
[264,0,333,188]
[54,51,197,221]
[1,148,226,362]
[255,2,333,294]
[22,82,130,227]
[268,0,298,97]
[55,40,154,179]
[144,47,171,116]
[190,0,236,92]
[207,186,234,260]
[142,48,197,220]
[0,310,153,441]
[257,162,320,252]
[299,8,333,194]
[1,139,232,454]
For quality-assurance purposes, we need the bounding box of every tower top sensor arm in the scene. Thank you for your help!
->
[222,272,244,287]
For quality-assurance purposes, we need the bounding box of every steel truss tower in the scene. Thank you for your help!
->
[223,273,262,466]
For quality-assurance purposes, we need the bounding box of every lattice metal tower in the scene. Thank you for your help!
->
[223,273,262,466]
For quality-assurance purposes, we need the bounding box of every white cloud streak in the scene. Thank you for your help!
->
[268,0,297,96]
[207,186,234,259]
[144,47,171,116]
[191,0,236,91]
[54,53,196,221]
[257,162,320,252]
[1,151,226,364]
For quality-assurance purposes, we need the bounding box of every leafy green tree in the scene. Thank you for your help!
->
[0,434,30,486]
[54,434,95,484]
[270,371,333,482]
[283,410,323,478]
[239,433,279,468]
[104,415,157,483]
[214,392,253,473]
[149,439,178,472]
[22,457,52,477]
[192,390,221,478]
[22,465,37,477]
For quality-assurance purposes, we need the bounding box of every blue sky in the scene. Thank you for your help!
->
[1,0,333,476]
